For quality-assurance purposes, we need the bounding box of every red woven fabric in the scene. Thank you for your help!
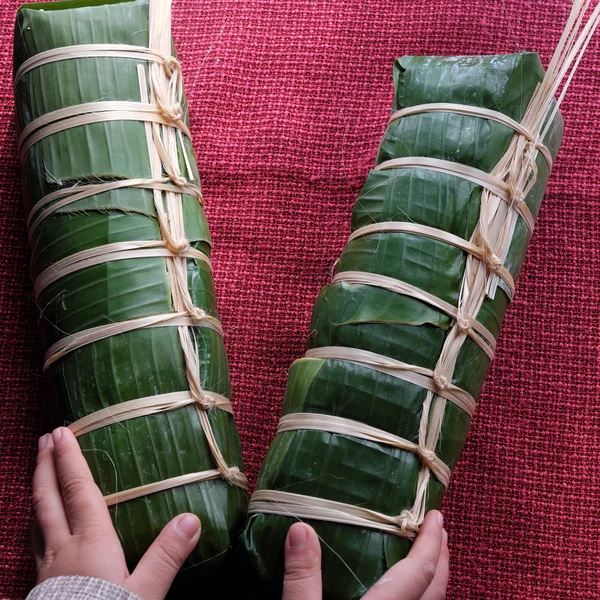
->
[1,1,599,598]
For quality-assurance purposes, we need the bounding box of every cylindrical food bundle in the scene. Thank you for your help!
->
[240,52,564,599]
[14,0,247,581]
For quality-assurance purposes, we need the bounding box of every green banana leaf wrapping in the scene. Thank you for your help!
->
[14,0,246,581]
[240,53,564,599]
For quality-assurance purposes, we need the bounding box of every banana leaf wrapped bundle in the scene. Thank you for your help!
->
[240,6,599,596]
[14,0,247,582]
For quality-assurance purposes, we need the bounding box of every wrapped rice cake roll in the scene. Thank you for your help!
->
[240,6,599,595]
[14,0,247,582]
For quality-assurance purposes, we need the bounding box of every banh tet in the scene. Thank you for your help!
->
[14,0,247,587]
[239,2,600,599]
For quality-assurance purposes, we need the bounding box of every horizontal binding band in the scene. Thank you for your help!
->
[34,240,211,298]
[278,413,451,486]
[305,346,476,416]
[14,44,164,88]
[19,101,191,159]
[27,177,203,237]
[388,102,553,167]
[374,156,534,233]
[104,466,248,507]
[332,270,496,359]
[348,221,515,298]
[69,390,233,437]
[249,490,420,539]
[44,311,223,371]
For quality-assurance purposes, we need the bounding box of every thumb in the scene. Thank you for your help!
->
[282,523,322,600]
[126,513,201,600]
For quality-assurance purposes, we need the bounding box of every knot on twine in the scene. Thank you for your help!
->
[397,510,419,536]
[194,391,216,411]
[419,447,437,466]
[222,466,244,486]
[522,141,538,172]
[163,56,182,79]
[481,244,503,274]
[433,371,449,391]
[509,187,527,209]
[160,101,184,123]
[169,173,189,188]
[189,306,207,323]
[456,316,471,333]
[168,238,190,255]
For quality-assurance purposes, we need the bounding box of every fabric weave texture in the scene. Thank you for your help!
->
[0,1,599,599]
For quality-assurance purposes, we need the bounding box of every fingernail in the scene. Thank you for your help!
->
[51,428,62,445]
[177,514,200,541]
[288,524,307,549]
[436,511,444,527]
[38,435,47,451]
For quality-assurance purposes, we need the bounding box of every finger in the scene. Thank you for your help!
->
[363,510,444,600]
[282,523,322,600]
[126,513,201,600]
[32,433,69,544]
[51,427,113,535]
[421,529,449,600]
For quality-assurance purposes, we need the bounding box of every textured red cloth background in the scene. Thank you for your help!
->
[1,1,599,598]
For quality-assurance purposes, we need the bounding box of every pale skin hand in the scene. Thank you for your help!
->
[32,427,202,600]
[33,426,448,600]
[281,509,449,600]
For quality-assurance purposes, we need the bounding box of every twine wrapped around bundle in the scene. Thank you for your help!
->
[14,0,246,581]
[240,2,600,599]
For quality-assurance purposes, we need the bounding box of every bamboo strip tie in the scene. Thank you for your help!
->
[249,490,421,540]
[374,156,535,233]
[332,271,496,359]
[18,100,192,159]
[20,0,248,501]
[68,390,233,437]
[103,469,242,507]
[27,177,203,240]
[387,103,554,168]
[277,413,451,486]
[43,312,223,371]
[348,220,516,297]
[33,240,211,298]
[13,44,165,87]
[305,346,476,417]
[250,0,600,539]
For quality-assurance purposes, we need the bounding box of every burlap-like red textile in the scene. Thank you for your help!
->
[1,1,599,598]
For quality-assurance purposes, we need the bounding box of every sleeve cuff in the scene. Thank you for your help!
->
[26,576,143,600]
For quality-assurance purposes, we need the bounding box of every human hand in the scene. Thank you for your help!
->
[282,510,448,600]
[32,427,201,600]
